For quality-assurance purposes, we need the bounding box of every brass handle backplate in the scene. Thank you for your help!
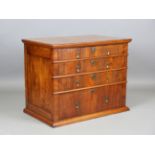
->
[104,96,109,104]
[91,73,96,81]
[106,71,109,82]
[75,101,80,110]
[105,62,112,69]
[91,47,96,53]
[76,51,80,59]
[106,49,110,56]
[76,68,80,73]
[75,80,80,87]
[76,63,81,72]
[76,54,80,59]
[106,64,109,69]
[90,59,96,65]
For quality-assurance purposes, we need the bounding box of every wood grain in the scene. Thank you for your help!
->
[53,83,126,121]
[53,56,127,76]
[22,35,132,48]
[53,44,127,61]
[23,35,131,127]
[53,69,127,92]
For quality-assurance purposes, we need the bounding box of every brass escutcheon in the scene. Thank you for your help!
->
[76,63,81,72]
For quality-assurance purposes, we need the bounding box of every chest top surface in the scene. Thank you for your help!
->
[22,35,132,48]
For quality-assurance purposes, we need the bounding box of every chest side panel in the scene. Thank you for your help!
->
[25,45,53,120]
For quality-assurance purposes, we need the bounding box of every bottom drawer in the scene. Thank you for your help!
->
[54,83,126,121]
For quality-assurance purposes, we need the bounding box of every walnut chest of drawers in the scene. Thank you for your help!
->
[22,35,132,127]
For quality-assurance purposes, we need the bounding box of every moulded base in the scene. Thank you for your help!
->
[24,106,129,127]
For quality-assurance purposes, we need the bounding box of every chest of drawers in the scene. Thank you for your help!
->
[22,35,132,127]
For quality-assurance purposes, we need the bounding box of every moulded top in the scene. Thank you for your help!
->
[22,35,132,48]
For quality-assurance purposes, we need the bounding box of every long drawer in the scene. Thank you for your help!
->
[53,69,127,92]
[53,44,127,61]
[53,83,126,121]
[53,56,127,76]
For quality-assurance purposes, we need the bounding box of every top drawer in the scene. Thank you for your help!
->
[53,44,127,61]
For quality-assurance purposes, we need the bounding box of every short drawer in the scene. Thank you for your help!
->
[53,56,127,76]
[53,44,127,61]
[53,69,127,92]
[53,84,126,121]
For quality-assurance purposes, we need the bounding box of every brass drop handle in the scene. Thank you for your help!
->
[106,64,109,69]
[91,73,96,81]
[76,69,80,73]
[76,54,80,59]
[106,77,109,82]
[104,96,109,104]
[75,105,80,109]
[75,80,80,87]
[75,101,80,110]
[76,51,80,59]
[106,71,109,82]
[106,49,110,56]
[90,59,96,65]
[76,63,81,73]
[105,63,111,69]
[91,47,96,53]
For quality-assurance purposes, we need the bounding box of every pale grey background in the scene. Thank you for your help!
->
[0,20,155,134]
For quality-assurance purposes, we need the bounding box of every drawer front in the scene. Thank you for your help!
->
[53,44,127,61]
[53,69,127,92]
[53,56,127,76]
[54,84,126,121]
